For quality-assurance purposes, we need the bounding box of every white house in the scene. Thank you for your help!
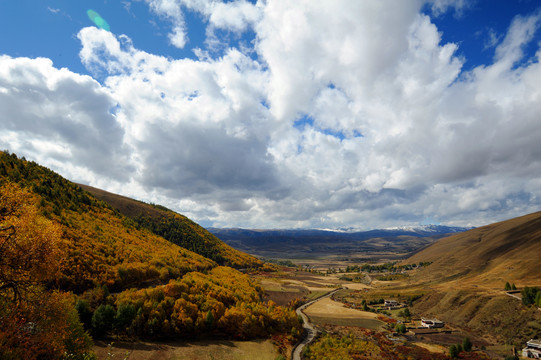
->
[523,339,541,358]
[384,299,399,308]
[421,318,444,328]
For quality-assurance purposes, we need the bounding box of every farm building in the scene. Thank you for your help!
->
[384,299,400,309]
[522,339,541,358]
[421,318,444,328]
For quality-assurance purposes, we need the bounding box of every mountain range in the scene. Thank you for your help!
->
[208,225,471,259]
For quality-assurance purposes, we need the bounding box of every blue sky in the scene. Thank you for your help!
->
[0,1,200,74]
[1,1,537,75]
[1,1,541,230]
[426,0,541,70]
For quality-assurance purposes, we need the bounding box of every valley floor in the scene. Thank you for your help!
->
[93,338,280,360]
[257,267,537,359]
[93,266,539,359]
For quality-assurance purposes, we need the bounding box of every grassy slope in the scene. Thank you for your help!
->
[78,184,263,269]
[405,211,541,289]
[400,211,541,345]
[411,288,541,344]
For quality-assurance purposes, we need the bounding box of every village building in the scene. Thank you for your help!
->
[522,339,541,358]
[421,318,444,328]
[384,299,400,309]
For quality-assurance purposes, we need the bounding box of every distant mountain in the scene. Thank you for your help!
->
[382,224,472,234]
[406,211,541,287]
[207,226,471,259]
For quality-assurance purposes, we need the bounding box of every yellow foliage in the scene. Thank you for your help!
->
[0,182,62,302]
[113,267,302,339]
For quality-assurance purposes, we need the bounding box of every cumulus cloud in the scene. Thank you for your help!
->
[146,0,188,48]
[76,26,291,212]
[143,0,260,49]
[0,55,133,183]
[2,1,541,230]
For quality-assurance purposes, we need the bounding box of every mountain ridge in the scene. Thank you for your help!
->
[208,226,471,259]
[78,183,263,269]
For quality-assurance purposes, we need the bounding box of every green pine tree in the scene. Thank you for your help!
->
[463,337,472,352]
[449,344,458,358]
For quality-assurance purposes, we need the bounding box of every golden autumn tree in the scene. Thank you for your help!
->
[0,181,62,302]
[0,181,93,360]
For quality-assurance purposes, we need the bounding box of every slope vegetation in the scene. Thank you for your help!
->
[0,151,301,357]
[406,211,541,288]
[0,151,215,293]
[78,184,262,269]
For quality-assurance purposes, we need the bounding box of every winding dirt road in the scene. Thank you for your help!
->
[291,288,341,360]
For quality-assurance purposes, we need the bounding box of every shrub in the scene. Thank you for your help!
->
[75,300,93,330]
[522,286,540,306]
[463,337,472,352]
[92,304,115,336]
[403,307,411,318]
[115,303,136,331]
[449,344,458,358]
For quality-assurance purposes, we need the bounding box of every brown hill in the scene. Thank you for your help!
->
[405,211,541,289]
[77,184,263,269]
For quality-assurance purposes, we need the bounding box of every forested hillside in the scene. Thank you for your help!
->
[78,183,262,269]
[0,151,216,293]
[0,151,301,359]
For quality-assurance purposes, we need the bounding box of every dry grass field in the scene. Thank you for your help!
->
[304,297,385,330]
[93,339,280,360]
[258,270,347,305]
[410,341,448,355]
[259,275,310,306]
[405,211,541,289]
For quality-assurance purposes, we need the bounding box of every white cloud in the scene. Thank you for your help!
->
[143,0,260,49]
[429,0,472,17]
[146,0,188,48]
[0,55,132,183]
[494,12,540,66]
[2,1,541,230]
[207,1,261,32]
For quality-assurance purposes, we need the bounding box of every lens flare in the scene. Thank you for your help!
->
[87,9,110,31]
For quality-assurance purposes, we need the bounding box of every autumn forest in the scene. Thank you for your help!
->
[0,151,302,359]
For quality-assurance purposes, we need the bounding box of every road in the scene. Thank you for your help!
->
[291,288,341,360]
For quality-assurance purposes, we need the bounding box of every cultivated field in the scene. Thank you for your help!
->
[304,297,385,330]
[93,339,280,360]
